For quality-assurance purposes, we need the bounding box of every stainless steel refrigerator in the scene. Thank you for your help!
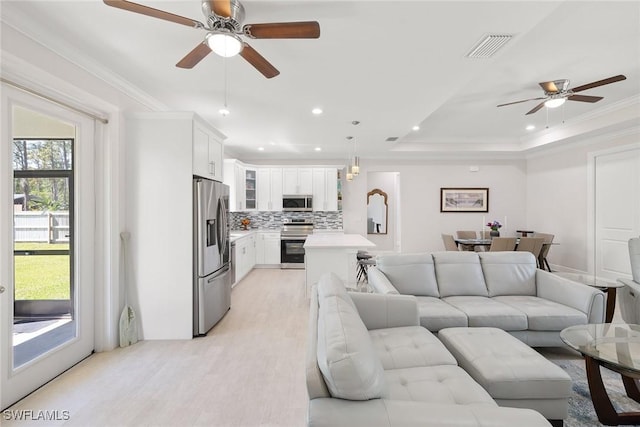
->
[193,177,231,336]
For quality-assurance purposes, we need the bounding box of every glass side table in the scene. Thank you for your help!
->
[554,272,624,323]
[561,323,640,425]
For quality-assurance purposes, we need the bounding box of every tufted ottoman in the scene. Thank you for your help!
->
[438,327,571,427]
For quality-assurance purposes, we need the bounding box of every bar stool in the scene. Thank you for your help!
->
[356,251,374,283]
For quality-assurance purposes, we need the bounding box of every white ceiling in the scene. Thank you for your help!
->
[2,1,640,161]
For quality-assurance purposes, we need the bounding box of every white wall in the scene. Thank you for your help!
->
[526,129,640,272]
[343,159,528,253]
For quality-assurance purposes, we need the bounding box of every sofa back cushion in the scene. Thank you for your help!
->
[479,252,537,296]
[317,272,357,309]
[433,252,489,297]
[317,293,387,400]
[375,253,439,297]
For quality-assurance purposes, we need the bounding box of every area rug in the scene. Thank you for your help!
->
[551,358,640,427]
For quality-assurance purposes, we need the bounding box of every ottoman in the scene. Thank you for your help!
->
[438,327,571,426]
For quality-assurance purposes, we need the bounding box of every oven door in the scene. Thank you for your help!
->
[281,237,306,269]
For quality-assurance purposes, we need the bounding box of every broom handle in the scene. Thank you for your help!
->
[120,232,131,308]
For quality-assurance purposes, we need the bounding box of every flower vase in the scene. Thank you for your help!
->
[489,230,500,238]
[242,224,248,230]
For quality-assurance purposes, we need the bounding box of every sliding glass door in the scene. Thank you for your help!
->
[1,86,94,409]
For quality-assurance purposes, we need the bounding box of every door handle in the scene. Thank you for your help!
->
[0,286,5,294]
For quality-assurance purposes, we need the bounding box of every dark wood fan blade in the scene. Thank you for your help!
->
[497,97,546,107]
[539,81,559,93]
[571,75,626,93]
[526,102,545,115]
[103,0,201,28]
[243,21,320,39]
[176,43,212,69]
[239,43,280,78]
[210,0,231,18]
[567,94,603,103]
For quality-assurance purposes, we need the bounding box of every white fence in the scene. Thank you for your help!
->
[14,211,69,243]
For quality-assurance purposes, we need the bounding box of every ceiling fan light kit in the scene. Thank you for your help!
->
[206,32,243,57]
[544,97,566,109]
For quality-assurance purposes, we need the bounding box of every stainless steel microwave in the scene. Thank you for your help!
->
[282,195,313,211]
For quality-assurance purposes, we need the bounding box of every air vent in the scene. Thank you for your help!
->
[386,137,399,142]
[466,34,513,58]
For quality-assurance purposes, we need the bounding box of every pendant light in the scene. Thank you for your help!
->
[345,136,354,181]
[351,136,360,176]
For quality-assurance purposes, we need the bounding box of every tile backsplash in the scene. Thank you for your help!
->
[230,211,342,230]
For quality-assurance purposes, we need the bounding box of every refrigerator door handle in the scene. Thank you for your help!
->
[207,264,230,283]
[221,196,229,255]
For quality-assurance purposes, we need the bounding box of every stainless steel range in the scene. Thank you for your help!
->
[281,219,314,269]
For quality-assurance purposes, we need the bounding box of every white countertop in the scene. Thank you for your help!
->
[229,229,281,243]
[304,233,375,249]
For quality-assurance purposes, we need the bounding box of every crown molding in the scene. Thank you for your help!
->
[1,9,169,112]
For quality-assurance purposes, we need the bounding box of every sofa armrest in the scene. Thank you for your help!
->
[367,267,400,294]
[617,277,640,293]
[536,270,606,323]
[348,292,419,330]
[308,398,552,427]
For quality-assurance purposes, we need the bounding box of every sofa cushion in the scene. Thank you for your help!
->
[478,252,537,297]
[438,328,571,400]
[443,296,528,330]
[493,295,588,331]
[317,293,387,400]
[415,296,468,332]
[384,365,497,406]
[375,253,439,297]
[368,326,457,370]
[432,252,489,297]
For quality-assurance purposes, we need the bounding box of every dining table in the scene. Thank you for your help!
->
[453,238,557,271]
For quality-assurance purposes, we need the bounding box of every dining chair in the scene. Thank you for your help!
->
[479,230,491,239]
[533,233,554,271]
[489,237,517,252]
[456,230,477,251]
[516,237,545,262]
[442,234,459,251]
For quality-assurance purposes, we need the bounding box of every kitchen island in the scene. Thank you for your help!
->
[304,233,375,296]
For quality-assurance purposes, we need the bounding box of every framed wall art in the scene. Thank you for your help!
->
[440,188,489,212]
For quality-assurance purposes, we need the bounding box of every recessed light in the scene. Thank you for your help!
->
[258,147,264,151]
[314,147,321,152]
[269,141,276,146]
[412,125,420,131]
[312,108,323,115]
[526,125,535,131]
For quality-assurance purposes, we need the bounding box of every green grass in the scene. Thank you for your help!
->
[14,242,70,300]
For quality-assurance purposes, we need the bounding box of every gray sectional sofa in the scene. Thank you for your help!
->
[306,273,553,427]
[368,251,605,346]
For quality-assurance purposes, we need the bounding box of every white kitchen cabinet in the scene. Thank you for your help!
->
[282,168,313,195]
[224,159,248,212]
[244,167,257,210]
[256,231,281,265]
[257,168,283,211]
[193,119,224,181]
[125,112,226,339]
[312,168,338,211]
[234,234,256,282]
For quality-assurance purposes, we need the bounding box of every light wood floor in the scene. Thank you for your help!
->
[6,269,309,427]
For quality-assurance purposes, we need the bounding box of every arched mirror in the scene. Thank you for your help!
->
[367,188,388,234]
